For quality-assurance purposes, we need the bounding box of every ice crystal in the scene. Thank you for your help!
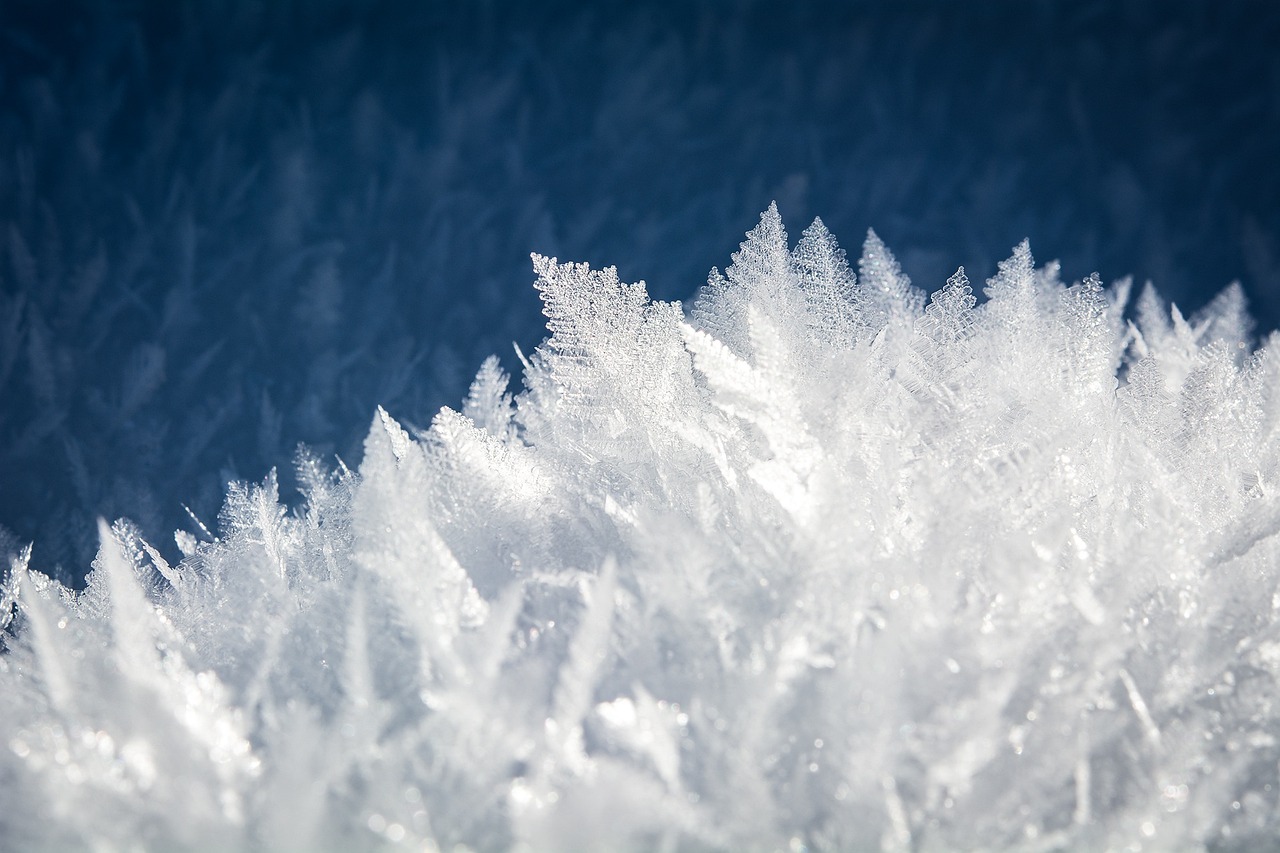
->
[3,207,1280,851]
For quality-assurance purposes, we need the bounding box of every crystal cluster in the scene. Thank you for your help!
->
[3,206,1278,850]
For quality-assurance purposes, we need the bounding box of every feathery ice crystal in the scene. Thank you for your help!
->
[3,205,1280,850]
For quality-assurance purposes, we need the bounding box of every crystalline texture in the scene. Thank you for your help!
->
[2,206,1280,851]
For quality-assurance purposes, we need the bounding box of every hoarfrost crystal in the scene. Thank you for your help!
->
[3,205,1279,850]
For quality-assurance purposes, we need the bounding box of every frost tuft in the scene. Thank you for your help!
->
[3,207,1280,850]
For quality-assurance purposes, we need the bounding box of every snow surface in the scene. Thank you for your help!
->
[4,206,1280,850]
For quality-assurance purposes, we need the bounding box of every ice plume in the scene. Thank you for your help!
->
[4,205,1280,851]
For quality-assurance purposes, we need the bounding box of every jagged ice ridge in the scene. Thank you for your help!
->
[2,206,1279,850]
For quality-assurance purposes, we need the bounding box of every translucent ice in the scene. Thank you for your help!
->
[3,207,1279,850]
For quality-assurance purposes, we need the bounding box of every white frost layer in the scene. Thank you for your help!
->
[3,205,1280,850]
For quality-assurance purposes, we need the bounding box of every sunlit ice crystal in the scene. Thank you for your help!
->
[3,204,1280,850]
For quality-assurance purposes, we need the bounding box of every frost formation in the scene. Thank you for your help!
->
[3,205,1279,851]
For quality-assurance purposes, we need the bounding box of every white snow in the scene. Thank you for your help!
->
[3,206,1280,850]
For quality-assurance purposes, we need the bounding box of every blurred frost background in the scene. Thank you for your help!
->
[1,0,1278,578]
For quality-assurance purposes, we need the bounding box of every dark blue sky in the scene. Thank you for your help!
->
[2,0,1278,577]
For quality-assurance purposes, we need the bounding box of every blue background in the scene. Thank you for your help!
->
[2,0,1278,579]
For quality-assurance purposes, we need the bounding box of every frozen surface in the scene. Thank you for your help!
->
[4,208,1280,850]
